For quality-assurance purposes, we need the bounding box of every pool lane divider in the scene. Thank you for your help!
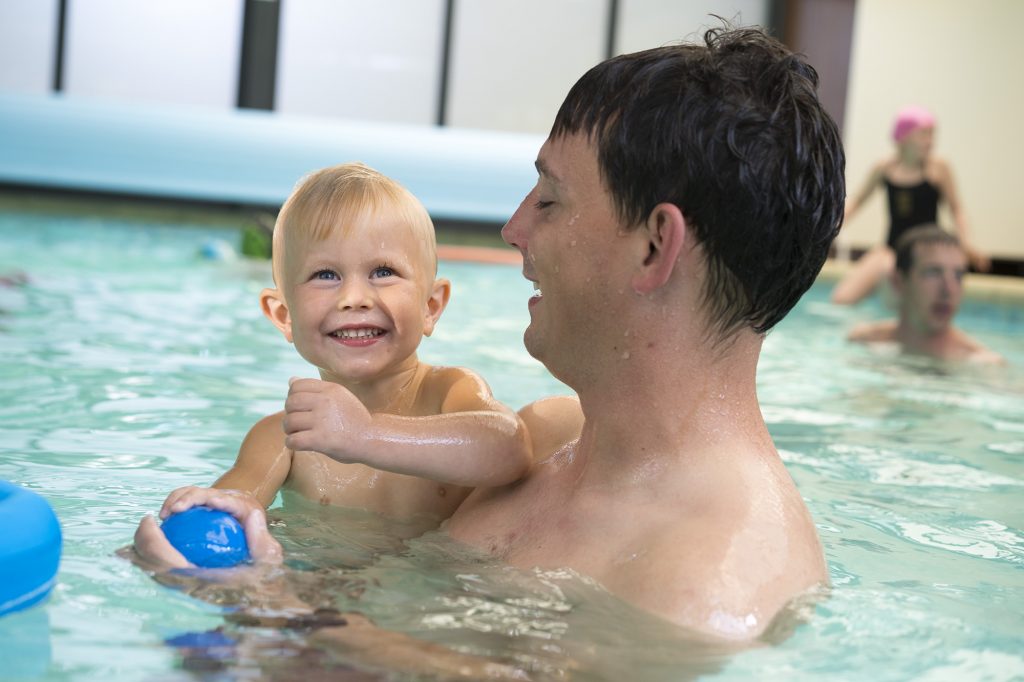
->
[0,92,544,227]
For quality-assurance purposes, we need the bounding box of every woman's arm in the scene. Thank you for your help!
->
[843,161,886,225]
[933,158,991,271]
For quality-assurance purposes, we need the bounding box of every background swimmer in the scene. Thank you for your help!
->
[848,225,1003,363]
[134,163,532,566]
[832,106,990,305]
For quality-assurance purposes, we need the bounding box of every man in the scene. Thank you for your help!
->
[848,225,1003,363]
[444,26,844,640]
[136,26,846,643]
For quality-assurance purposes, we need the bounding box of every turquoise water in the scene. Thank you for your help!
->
[0,211,1022,681]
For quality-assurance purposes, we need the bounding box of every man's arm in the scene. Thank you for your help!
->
[954,328,1006,365]
[127,515,529,680]
[283,373,532,488]
[847,320,896,344]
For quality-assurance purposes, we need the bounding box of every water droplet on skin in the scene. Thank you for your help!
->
[570,240,577,247]
[622,351,630,360]
[555,265,560,273]
[568,213,580,226]
[624,329,630,337]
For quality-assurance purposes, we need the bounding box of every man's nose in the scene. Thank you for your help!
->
[940,271,959,296]
[501,195,531,252]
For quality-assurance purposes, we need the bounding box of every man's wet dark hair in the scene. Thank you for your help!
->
[894,224,961,274]
[550,26,846,336]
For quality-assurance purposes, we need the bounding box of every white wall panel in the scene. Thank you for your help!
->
[276,0,445,125]
[0,0,59,94]
[615,0,768,55]
[447,0,608,134]
[63,0,243,109]
[841,0,1024,257]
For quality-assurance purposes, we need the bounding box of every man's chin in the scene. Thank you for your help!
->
[523,326,542,361]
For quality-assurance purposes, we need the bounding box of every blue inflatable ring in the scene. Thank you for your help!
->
[0,481,62,617]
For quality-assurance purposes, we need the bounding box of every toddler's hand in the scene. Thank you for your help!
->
[283,378,373,462]
[155,486,283,564]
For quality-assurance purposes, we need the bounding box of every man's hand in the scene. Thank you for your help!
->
[133,515,192,569]
[283,378,373,462]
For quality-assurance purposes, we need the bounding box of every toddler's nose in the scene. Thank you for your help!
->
[337,279,374,310]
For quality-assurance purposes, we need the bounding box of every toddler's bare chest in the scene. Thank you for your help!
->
[286,451,467,518]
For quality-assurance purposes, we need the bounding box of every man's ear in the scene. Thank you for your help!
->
[631,202,687,294]
[423,278,452,337]
[260,287,293,343]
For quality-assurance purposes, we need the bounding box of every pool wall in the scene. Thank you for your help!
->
[819,260,1024,305]
[0,92,544,224]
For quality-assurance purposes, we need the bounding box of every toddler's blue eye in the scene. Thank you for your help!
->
[313,270,338,280]
[372,266,395,278]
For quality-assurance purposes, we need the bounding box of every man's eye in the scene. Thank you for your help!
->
[312,270,338,280]
[534,200,554,210]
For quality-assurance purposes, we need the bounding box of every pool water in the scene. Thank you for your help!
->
[0,211,1022,681]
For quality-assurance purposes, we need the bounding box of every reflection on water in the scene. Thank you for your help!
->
[1,213,1023,680]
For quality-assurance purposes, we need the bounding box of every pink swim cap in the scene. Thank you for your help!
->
[892,106,936,142]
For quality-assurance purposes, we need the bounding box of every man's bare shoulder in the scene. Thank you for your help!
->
[605,455,827,640]
[847,319,897,343]
[517,395,583,462]
[951,329,1006,365]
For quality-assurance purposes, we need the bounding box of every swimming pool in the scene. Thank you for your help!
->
[1,208,1022,681]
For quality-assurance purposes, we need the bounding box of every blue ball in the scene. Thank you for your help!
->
[161,506,250,568]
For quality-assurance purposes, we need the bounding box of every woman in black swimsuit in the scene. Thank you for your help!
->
[831,106,989,305]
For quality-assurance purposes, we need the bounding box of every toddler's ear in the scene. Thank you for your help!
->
[423,278,452,337]
[260,288,293,342]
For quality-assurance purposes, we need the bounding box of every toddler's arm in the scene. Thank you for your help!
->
[159,412,292,517]
[133,413,292,567]
[283,373,531,488]
[210,413,293,507]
